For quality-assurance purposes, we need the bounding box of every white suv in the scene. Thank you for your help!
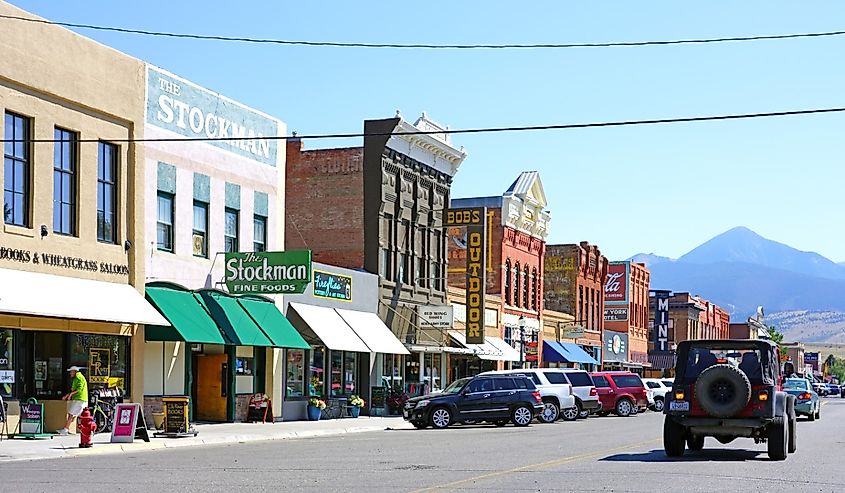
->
[642,378,673,412]
[482,369,577,423]
[542,368,601,418]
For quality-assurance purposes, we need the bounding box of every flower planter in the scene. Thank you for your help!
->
[307,404,322,421]
[349,406,361,418]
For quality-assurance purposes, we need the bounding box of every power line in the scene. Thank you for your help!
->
[2,13,844,50]
[2,107,844,144]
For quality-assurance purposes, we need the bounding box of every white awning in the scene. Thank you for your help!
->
[449,331,512,361]
[287,302,371,353]
[406,345,476,355]
[0,267,169,326]
[335,308,409,355]
[485,336,522,362]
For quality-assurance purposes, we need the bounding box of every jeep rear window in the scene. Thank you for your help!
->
[565,372,594,387]
[611,375,643,388]
[681,348,767,383]
[543,372,569,385]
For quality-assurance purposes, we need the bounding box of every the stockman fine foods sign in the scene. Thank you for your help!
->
[146,65,280,166]
[225,251,311,294]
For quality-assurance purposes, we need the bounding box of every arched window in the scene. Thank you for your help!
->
[531,267,537,311]
[514,262,521,307]
[504,259,512,305]
[523,265,530,309]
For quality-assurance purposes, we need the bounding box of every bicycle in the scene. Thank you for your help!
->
[89,388,123,433]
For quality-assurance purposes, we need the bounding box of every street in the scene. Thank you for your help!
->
[2,400,843,492]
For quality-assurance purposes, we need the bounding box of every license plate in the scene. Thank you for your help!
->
[669,401,689,412]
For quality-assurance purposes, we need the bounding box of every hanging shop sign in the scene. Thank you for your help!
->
[604,307,629,322]
[445,208,486,344]
[0,245,129,275]
[224,250,312,294]
[653,290,672,353]
[313,270,352,301]
[525,341,539,362]
[418,306,454,329]
[603,331,628,363]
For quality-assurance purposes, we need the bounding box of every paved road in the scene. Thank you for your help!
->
[3,399,844,492]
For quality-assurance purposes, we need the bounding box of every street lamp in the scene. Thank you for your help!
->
[518,315,526,369]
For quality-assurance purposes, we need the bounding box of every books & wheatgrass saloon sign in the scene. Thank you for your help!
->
[224,251,312,294]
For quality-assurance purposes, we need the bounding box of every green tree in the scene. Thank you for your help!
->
[830,358,845,382]
[767,324,786,359]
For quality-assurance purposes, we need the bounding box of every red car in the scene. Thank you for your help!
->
[590,372,649,417]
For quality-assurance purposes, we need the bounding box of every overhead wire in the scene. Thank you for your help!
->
[1,13,844,50]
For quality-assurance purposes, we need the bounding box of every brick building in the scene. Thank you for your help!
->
[603,261,651,371]
[449,171,550,368]
[543,242,608,368]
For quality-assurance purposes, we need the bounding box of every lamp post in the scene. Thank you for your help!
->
[518,315,526,369]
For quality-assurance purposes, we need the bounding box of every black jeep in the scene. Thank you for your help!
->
[663,339,797,460]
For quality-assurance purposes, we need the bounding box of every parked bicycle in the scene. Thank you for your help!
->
[89,388,123,433]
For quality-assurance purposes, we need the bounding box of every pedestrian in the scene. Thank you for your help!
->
[56,366,87,435]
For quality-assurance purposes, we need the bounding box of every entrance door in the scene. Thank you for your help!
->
[195,354,228,422]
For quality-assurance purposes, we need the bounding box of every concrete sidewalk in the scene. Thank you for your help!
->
[0,416,411,462]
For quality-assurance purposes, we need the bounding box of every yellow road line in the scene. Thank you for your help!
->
[409,437,661,493]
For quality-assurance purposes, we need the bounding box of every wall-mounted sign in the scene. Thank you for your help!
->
[146,66,280,166]
[653,290,672,352]
[88,348,111,385]
[224,250,311,294]
[562,325,586,340]
[604,307,629,322]
[603,331,628,362]
[605,262,629,304]
[0,245,129,275]
[445,208,486,344]
[313,270,352,301]
[418,306,454,329]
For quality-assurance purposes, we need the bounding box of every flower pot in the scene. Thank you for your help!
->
[307,405,322,421]
[349,406,361,418]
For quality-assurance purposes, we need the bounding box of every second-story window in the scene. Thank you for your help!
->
[53,127,77,235]
[224,208,239,253]
[523,265,530,308]
[531,267,537,311]
[192,201,208,258]
[97,142,118,243]
[4,112,30,227]
[504,259,512,305]
[253,215,267,252]
[156,192,174,252]
[514,262,521,307]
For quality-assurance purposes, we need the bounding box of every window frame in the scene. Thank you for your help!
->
[96,141,118,244]
[156,191,175,252]
[52,127,78,236]
[224,207,239,253]
[192,200,209,258]
[253,214,267,253]
[4,112,31,227]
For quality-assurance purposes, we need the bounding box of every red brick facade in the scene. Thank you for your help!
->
[544,242,608,333]
[603,261,651,365]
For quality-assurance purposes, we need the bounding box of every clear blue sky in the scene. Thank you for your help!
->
[10,1,845,262]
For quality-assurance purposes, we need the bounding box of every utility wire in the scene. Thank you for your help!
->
[1,13,844,50]
[2,107,845,144]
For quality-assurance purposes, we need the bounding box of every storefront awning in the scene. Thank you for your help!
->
[287,302,371,353]
[407,344,476,355]
[196,290,273,347]
[648,352,677,370]
[0,267,170,326]
[145,284,226,344]
[335,308,410,355]
[543,341,599,365]
[237,297,310,349]
[485,336,521,362]
[449,331,512,361]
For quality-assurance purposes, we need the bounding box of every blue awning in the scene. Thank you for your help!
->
[543,341,599,365]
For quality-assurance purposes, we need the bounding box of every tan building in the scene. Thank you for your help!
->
[0,3,167,433]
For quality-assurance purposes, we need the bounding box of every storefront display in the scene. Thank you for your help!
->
[0,329,14,398]
[286,349,305,397]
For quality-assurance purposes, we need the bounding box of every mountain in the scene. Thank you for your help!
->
[678,227,845,281]
[767,311,845,344]
[627,253,674,268]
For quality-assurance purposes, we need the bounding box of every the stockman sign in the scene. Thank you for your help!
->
[446,207,486,344]
[146,65,281,166]
[225,251,311,294]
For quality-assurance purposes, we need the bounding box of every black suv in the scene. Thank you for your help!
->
[663,339,796,461]
[404,374,544,429]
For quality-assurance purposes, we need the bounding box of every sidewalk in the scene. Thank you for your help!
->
[0,416,411,462]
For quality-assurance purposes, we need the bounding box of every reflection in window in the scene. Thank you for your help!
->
[33,332,65,399]
[97,141,118,243]
[285,349,305,397]
[4,112,30,227]
[53,127,77,235]
[344,352,357,395]
[224,208,239,253]
[156,192,174,252]
[330,350,343,396]
[193,201,208,257]
[309,348,324,397]
[68,333,129,393]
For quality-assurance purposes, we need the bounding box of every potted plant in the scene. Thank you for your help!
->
[348,395,365,418]
[307,397,326,421]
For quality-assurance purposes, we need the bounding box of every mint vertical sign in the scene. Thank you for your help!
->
[225,251,312,294]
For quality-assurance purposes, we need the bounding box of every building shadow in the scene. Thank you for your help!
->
[601,448,767,463]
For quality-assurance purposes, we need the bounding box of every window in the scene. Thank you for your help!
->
[68,333,130,394]
[53,127,77,235]
[0,329,14,398]
[33,332,65,399]
[504,259,512,305]
[565,371,594,387]
[192,201,208,257]
[253,215,267,252]
[224,208,239,253]
[397,253,406,283]
[309,348,325,397]
[4,112,30,227]
[514,263,521,307]
[523,265,530,308]
[543,372,569,385]
[610,375,644,388]
[592,375,610,388]
[465,378,493,394]
[531,268,538,311]
[646,381,661,389]
[330,350,343,397]
[344,352,357,395]
[285,349,305,397]
[493,377,516,391]
[97,142,118,243]
[156,192,174,252]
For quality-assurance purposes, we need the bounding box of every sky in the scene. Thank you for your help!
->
[7,1,845,262]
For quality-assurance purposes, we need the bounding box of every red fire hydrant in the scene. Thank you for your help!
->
[77,408,97,448]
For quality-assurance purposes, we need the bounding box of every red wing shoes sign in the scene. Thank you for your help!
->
[224,251,312,294]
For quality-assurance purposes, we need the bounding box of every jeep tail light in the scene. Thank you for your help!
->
[757,390,769,401]
[589,387,597,396]
[532,391,542,403]
[674,391,685,400]
[799,392,812,400]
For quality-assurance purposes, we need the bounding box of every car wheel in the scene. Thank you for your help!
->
[663,416,686,457]
[578,406,590,419]
[815,405,820,420]
[615,398,633,417]
[561,405,579,422]
[808,409,816,421]
[412,421,428,429]
[539,400,560,423]
[653,398,665,412]
[786,395,797,454]
[511,405,533,427]
[430,407,453,429]
[493,420,508,427]
[687,434,705,451]
[767,417,788,461]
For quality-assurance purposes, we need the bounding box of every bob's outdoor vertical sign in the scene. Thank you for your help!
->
[225,251,312,294]
[446,208,486,344]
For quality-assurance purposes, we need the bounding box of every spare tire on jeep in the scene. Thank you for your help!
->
[694,364,752,418]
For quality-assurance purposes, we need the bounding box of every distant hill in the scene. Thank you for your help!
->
[627,253,674,268]
[768,311,845,344]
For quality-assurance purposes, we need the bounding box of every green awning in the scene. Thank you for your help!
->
[238,297,310,349]
[196,290,274,347]
[145,285,226,344]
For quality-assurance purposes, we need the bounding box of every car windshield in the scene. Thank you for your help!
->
[442,378,470,394]
[783,379,809,390]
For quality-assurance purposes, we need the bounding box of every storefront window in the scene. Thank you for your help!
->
[309,348,325,397]
[423,353,441,391]
[286,349,305,397]
[330,350,343,396]
[344,352,357,395]
[0,329,14,398]
[68,333,129,393]
[382,353,403,392]
[34,332,65,399]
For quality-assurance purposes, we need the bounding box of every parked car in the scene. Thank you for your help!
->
[783,377,820,420]
[403,374,543,429]
[643,378,673,412]
[590,372,649,417]
[482,369,577,423]
[812,382,828,396]
[825,382,841,396]
[542,368,601,418]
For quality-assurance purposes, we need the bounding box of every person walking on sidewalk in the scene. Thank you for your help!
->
[56,366,88,435]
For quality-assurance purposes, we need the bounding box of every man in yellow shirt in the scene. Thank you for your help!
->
[56,366,88,435]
